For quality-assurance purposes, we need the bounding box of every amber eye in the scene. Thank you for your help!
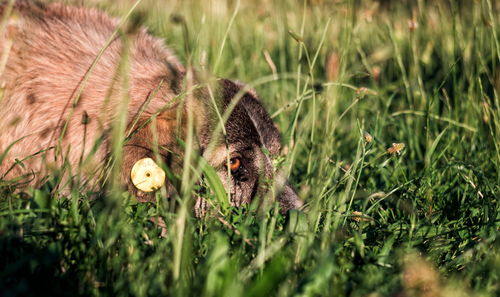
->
[229,158,241,172]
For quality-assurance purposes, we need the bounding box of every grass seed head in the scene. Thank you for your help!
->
[371,66,381,81]
[356,87,367,95]
[363,132,373,143]
[351,211,371,222]
[387,143,405,155]
[408,18,418,31]
[326,52,340,82]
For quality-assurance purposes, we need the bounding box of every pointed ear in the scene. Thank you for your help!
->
[220,79,281,155]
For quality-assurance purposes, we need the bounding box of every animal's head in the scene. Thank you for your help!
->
[124,78,301,214]
[198,79,302,213]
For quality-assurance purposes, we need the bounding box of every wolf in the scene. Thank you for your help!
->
[0,1,302,213]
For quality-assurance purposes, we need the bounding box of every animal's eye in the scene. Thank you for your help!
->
[229,157,241,173]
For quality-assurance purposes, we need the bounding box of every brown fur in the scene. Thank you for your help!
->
[0,1,301,212]
[0,1,183,187]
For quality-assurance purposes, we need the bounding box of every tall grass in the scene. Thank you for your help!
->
[0,0,499,296]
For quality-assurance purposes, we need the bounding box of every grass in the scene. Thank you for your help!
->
[1,0,499,296]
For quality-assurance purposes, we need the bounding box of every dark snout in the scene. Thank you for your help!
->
[277,183,302,213]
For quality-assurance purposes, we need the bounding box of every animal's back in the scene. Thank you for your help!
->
[0,1,183,184]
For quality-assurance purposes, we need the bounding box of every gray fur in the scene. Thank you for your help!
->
[0,1,302,214]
